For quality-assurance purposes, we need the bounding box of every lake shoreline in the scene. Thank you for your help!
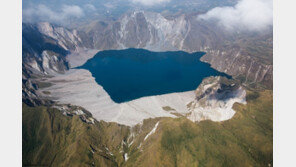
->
[77,48,229,103]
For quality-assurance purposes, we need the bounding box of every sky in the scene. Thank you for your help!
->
[130,0,171,6]
[23,4,85,23]
[22,0,171,23]
[198,0,273,31]
[22,0,273,32]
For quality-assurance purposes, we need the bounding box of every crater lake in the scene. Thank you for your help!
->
[77,48,230,103]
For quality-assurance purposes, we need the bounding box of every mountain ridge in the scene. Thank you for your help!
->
[23,10,272,89]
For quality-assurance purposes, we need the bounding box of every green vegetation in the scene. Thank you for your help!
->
[125,90,273,167]
[162,106,176,111]
[35,81,53,88]
[42,91,51,95]
[23,90,272,166]
[22,103,130,167]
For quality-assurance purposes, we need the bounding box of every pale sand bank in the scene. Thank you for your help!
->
[39,68,246,126]
[66,48,99,68]
[40,69,195,126]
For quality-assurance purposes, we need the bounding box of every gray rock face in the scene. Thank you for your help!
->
[80,11,273,88]
[22,23,73,105]
[198,31,273,89]
[22,10,273,106]
[24,11,273,89]
[83,11,189,51]
[36,22,92,51]
[22,23,70,75]
[200,49,273,89]
[187,76,246,122]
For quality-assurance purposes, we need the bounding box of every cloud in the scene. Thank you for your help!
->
[104,3,115,9]
[84,4,96,11]
[130,0,170,6]
[198,0,273,31]
[23,4,84,23]
[62,5,84,17]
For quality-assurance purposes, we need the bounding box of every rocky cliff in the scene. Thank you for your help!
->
[79,11,273,89]
[187,76,246,122]
[22,23,73,105]
[23,11,273,89]
[22,10,273,106]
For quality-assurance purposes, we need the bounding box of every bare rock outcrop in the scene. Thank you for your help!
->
[187,76,246,122]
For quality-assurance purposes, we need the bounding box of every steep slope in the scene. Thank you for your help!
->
[124,90,272,167]
[36,22,93,51]
[187,76,246,122]
[199,31,273,89]
[22,22,96,106]
[79,11,272,89]
[23,103,130,166]
[23,89,272,166]
[22,10,273,91]
[22,8,273,167]
[22,22,93,77]
[22,23,70,75]
[22,23,71,106]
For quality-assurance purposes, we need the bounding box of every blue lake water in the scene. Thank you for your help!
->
[77,48,230,103]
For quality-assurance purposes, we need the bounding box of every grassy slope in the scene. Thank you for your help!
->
[22,104,130,167]
[125,90,273,167]
[23,90,272,167]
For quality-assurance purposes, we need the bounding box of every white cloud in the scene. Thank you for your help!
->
[62,5,84,17]
[104,3,115,9]
[130,0,170,6]
[84,4,96,11]
[23,4,84,23]
[198,0,273,31]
